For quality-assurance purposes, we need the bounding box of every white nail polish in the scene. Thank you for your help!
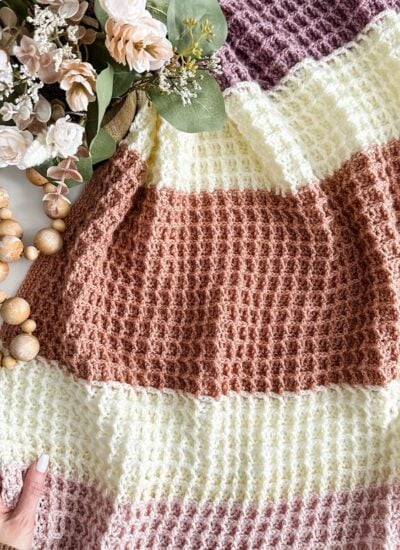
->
[36,453,49,473]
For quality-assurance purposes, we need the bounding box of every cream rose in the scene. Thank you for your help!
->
[99,0,146,24]
[0,49,13,92]
[0,126,33,168]
[45,116,84,158]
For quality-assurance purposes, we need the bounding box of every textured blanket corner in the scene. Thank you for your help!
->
[1,1,400,548]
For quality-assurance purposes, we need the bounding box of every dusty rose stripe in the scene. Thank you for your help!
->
[3,142,400,396]
[218,0,399,90]
[1,464,399,549]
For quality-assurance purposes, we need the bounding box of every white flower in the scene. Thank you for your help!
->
[0,49,13,93]
[0,126,33,168]
[45,116,84,158]
[99,0,146,24]
[18,134,54,169]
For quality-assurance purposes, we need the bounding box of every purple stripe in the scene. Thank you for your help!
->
[218,0,398,90]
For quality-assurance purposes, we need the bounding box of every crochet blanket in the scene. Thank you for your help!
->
[1,1,400,547]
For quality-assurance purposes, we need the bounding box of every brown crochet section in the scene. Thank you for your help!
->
[3,143,400,396]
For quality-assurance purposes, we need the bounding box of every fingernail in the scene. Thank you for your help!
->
[36,453,49,473]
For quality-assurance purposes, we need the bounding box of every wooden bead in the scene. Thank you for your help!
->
[2,355,16,369]
[0,235,23,262]
[52,219,66,233]
[0,208,12,220]
[21,318,36,333]
[10,333,40,361]
[0,219,22,238]
[43,182,57,194]
[0,290,7,303]
[26,167,48,186]
[1,297,30,325]
[34,228,62,255]
[43,195,70,219]
[0,261,9,282]
[0,187,9,208]
[24,245,39,261]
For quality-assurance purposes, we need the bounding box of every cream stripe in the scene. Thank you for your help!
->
[125,10,400,194]
[1,358,399,505]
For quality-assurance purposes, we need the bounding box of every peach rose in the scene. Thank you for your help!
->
[105,13,173,73]
[59,59,96,112]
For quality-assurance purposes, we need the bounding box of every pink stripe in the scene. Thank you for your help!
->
[3,142,400,396]
[1,464,399,549]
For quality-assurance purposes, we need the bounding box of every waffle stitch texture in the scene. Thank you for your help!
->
[2,3,400,549]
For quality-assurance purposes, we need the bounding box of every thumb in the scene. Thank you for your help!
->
[12,454,49,520]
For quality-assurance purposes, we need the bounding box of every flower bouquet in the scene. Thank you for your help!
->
[0,0,227,190]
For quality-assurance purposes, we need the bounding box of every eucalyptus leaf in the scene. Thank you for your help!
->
[167,0,227,56]
[96,63,114,134]
[35,158,57,181]
[65,157,93,186]
[112,65,137,98]
[86,63,113,151]
[149,72,225,133]
[89,128,116,165]
[94,0,108,29]
[6,0,27,20]
[147,0,169,24]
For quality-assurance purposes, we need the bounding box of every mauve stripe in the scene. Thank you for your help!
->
[1,465,399,549]
[217,0,399,90]
[3,141,400,396]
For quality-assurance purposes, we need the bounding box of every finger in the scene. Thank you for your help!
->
[12,454,49,519]
[0,497,11,514]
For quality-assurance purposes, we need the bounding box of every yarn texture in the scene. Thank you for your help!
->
[1,2,400,548]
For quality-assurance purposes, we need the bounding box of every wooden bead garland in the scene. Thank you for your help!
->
[1,297,30,325]
[34,228,63,255]
[9,333,40,362]
[0,262,9,282]
[0,219,23,238]
[0,170,70,368]
[25,168,47,186]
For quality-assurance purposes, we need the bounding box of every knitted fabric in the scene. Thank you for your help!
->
[2,3,400,549]
[217,0,399,90]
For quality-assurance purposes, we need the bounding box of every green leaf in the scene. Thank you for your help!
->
[89,128,116,165]
[6,0,27,20]
[149,72,226,133]
[111,65,137,98]
[94,0,108,29]
[167,0,227,56]
[88,40,137,98]
[86,62,114,147]
[147,0,169,24]
[95,63,114,134]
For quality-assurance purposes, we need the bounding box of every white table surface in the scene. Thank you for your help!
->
[0,167,83,297]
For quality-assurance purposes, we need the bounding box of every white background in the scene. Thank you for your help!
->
[0,166,82,297]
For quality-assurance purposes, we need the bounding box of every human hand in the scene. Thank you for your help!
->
[0,455,49,550]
